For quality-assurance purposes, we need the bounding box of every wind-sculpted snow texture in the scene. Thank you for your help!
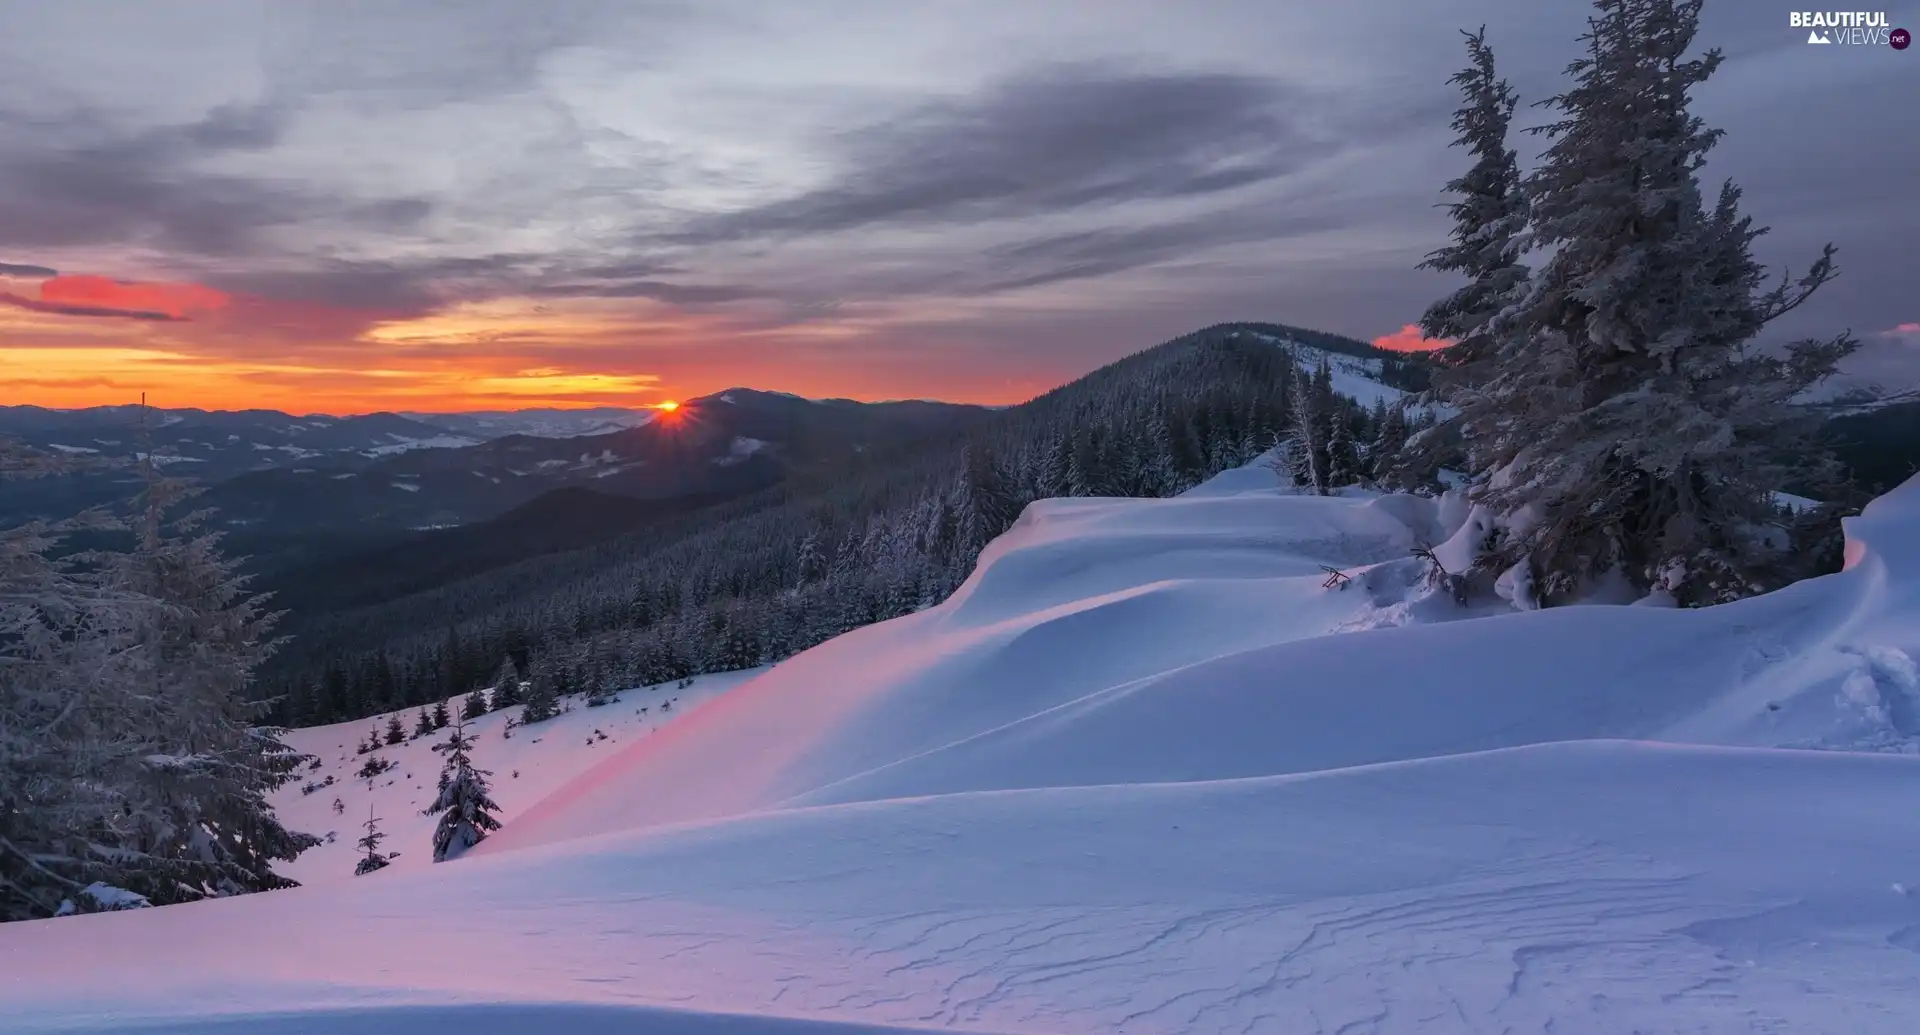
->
[5,459,1920,1034]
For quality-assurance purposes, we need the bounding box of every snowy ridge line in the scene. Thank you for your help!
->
[776,736,1920,821]
[484,468,1920,855]
[769,619,1221,811]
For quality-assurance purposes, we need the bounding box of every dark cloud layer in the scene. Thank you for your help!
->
[0,261,58,277]
[0,102,433,258]
[206,253,551,313]
[0,290,182,321]
[673,66,1324,244]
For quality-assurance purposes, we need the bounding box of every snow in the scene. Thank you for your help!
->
[1796,332,1920,413]
[360,434,481,457]
[271,673,758,886]
[713,437,770,466]
[1774,489,1821,513]
[390,481,421,492]
[131,453,205,465]
[54,883,151,916]
[5,458,1920,1034]
[1244,331,1412,410]
[43,443,98,454]
[403,410,655,439]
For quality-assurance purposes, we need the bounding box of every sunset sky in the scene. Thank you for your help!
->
[1,0,1912,414]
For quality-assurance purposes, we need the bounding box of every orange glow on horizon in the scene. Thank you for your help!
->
[0,272,1061,414]
[1372,324,1452,353]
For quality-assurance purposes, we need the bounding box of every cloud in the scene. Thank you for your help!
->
[206,254,547,313]
[0,290,182,321]
[0,272,229,322]
[1,2,1912,412]
[671,64,1327,244]
[0,101,434,257]
[1881,322,1920,337]
[1372,324,1450,352]
[955,207,1359,296]
[532,280,766,305]
[39,275,228,318]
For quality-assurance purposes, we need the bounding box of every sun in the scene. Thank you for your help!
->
[653,400,679,412]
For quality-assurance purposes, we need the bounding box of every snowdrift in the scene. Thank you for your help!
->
[4,460,1919,1034]
[488,466,1920,849]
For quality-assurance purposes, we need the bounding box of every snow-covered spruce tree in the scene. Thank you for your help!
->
[1368,402,1416,491]
[1459,0,1855,607]
[1419,26,1531,390]
[519,661,559,724]
[422,720,500,861]
[353,806,390,876]
[5,436,318,920]
[1,441,155,920]
[105,462,321,905]
[460,688,487,721]
[1285,357,1328,495]
[1325,413,1360,489]
[488,657,521,709]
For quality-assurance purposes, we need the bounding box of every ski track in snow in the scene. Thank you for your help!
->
[5,459,1920,1034]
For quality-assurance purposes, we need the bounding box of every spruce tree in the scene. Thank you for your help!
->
[1325,411,1360,489]
[384,714,406,746]
[489,657,521,709]
[423,721,501,862]
[431,698,450,729]
[461,688,488,721]
[104,458,320,906]
[1285,358,1328,495]
[412,707,434,739]
[1369,402,1415,491]
[520,664,559,724]
[1419,26,1531,383]
[1,443,150,919]
[353,805,390,876]
[1458,0,1854,606]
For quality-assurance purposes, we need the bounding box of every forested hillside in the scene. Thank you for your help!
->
[263,323,1435,724]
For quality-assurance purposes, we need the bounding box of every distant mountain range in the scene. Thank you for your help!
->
[192,388,988,536]
[396,407,657,440]
[1795,332,1920,415]
[0,390,995,602]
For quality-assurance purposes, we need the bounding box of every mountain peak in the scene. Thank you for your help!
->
[690,388,814,407]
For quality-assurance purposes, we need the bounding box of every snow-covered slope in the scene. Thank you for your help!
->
[1241,328,1414,409]
[5,462,1920,1034]
[1797,331,1920,414]
[270,671,760,886]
